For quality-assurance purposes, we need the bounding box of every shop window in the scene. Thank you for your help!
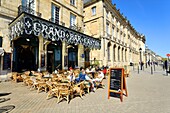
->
[3,53,11,70]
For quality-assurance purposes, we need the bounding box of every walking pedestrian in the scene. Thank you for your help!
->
[164,60,168,75]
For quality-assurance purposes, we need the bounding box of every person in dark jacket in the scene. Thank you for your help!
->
[164,60,168,74]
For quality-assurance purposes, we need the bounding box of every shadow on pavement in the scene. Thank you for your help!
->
[0,93,11,97]
[0,98,10,103]
[0,105,15,113]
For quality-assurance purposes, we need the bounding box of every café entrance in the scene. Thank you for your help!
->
[68,45,78,69]
[47,41,62,73]
[12,36,39,72]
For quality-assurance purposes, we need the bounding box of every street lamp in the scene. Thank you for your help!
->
[145,51,147,68]
[139,48,142,70]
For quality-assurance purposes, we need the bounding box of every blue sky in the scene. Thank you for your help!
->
[112,0,170,58]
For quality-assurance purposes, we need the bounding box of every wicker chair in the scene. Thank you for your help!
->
[57,83,71,104]
[46,81,59,99]
[72,81,85,98]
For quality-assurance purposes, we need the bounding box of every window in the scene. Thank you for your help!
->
[106,11,109,18]
[0,36,2,47]
[106,22,109,36]
[22,0,35,14]
[70,13,76,27]
[112,26,114,39]
[91,6,96,16]
[122,49,123,61]
[125,50,127,61]
[116,28,119,39]
[70,0,76,6]
[107,43,111,61]
[118,47,120,61]
[51,4,60,24]
[3,53,11,70]
[113,45,116,61]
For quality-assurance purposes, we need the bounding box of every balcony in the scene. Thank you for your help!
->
[18,5,41,17]
[69,24,83,33]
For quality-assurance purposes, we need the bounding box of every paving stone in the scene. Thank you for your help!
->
[0,66,170,113]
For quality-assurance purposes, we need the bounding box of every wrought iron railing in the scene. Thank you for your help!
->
[18,5,41,17]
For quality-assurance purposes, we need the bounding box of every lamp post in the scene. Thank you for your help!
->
[145,51,147,68]
[139,48,142,70]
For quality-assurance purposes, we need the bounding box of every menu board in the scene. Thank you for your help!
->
[110,69,122,91]
[108,68,128,102]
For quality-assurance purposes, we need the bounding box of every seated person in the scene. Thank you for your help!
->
[75,67,95,91]
[54,68,59,74]
[85,66,91,73]
[91,66,96,78]
[102,67,107,77]
[75,67,90,82]
[67,70,75,82]
[92,69,104,83]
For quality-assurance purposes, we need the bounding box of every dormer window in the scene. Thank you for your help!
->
[92,6,96,16]
[70,0,76,6]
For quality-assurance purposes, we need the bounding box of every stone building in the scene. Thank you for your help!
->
[0,0,20,74]
[1,0,100,73]
[84,0,146,67]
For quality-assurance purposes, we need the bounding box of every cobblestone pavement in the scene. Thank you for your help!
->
[0,65,170,113]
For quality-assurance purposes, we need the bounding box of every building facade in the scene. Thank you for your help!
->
[1,0,101,73]
[0,0,21,74]
[84,0,146,67]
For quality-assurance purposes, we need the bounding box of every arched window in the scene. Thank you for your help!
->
[125,49,127,61]
[118,46,120,61]
[122,48,124,61]
[107,42,111,61]
[113,45,116,61]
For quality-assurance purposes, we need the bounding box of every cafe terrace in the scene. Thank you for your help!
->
[9,12,101,72]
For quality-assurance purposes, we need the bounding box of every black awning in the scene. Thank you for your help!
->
[9,12,101,49]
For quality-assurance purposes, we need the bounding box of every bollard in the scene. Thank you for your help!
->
[154,64,155,71]
[151,66,153,74]
[138,65,139,74]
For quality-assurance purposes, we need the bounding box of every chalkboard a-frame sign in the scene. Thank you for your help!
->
[108,68,128,102]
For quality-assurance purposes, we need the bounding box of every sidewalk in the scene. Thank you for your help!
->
[0,65,170,113]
